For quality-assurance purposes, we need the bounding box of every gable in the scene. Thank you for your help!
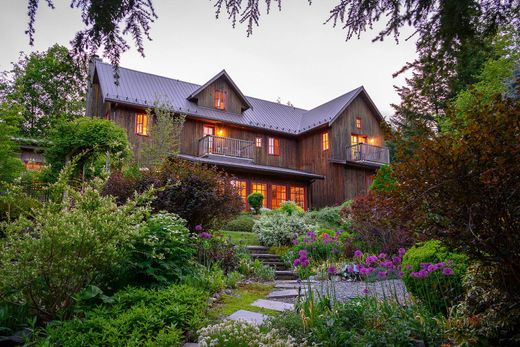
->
[192,76,249,114]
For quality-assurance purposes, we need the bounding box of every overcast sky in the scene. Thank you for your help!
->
[0,0,418,117]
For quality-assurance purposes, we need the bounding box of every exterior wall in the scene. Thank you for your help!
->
[195,76,247,114]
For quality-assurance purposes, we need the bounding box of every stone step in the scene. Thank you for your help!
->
[267,289,301,299]
[251,299,294,312]
[246,245,269,254]
[251,253,281,259]
[275,270,298,280]
[227,310,268,325]
[263,261,287,267]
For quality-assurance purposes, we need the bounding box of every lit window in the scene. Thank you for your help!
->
[24,161,44,170]
[231,180,248,208]
[271,185,287,209]
[214,89,225,110]
[251,183,267,207]
[135,113,149,136]
[268,137,280,156]
[255,137,262,148]
[322,131,329,151]
[290,187,305,209]
[356,117,362,129]
[351,134,367,145]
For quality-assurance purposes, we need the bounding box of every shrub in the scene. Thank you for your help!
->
[402,240,468,315]
[0,179,150,322]
[196,232,239,273]
[369,164,397,193]
[305,205,346,230]
[223,213,255,232]
[278,201,304,216]
[253,260,275,281]
[38,284,209,346]
[253,213,316,247]
[287,229,349,264]
[247,192,263,214]
[127,213,196,287]
[225,271,244,289]
[198,320,301,347]
[181,265,226,295]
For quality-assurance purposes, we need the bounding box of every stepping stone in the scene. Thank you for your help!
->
[227,310,268,325]
[183,344,199,347]
[251,299,294,312]
[267,289,300,298]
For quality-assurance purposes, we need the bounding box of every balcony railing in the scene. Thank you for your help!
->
[198,135,255,161]
[346,143,390,166]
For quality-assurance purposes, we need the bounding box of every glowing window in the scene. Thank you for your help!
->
[290,187,305,209]
[356,117,362,129]
[255,137,262,148]
[214,89,225,110]
[251,183,267,207]
[24,161,44,170]
[268,137,280,156]
[322,131,329,151]
[231,180,248,207]
[271,185,287,210]
[135,113,149,136]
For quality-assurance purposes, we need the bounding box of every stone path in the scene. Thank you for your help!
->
[251,299,294,311]
[227,309,269,325]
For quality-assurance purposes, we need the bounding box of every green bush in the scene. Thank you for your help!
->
[181,265,226,295]
[223,213,255,232]
[225,271,244,289]
[0,179,151,321]
[253,260,275,281]
[369,164,397,193]
[277,201,304,216]
[38,284,209,347]
[305,205,347,230]
[127,213,196,287]
[247,192,263,214]
[253,213,316,247]
[402,240,468,315]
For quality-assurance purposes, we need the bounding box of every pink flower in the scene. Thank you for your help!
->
[442,267,454,276]
[354,250,363,257]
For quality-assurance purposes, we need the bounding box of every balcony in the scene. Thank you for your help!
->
[346,143,390,166]
[198,135,255,162]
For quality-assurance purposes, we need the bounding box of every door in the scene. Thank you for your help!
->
[203,124,215,153]
[351,134,367,160]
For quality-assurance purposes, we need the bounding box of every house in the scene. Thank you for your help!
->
[86,58,390,210]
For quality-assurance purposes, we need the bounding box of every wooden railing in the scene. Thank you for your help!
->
[198,135,255,161]
[346,143,390,165]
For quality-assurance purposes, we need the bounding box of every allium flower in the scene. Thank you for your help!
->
[195,224,203,231]
[354,250,363,257]
[405,264,412,270]
[298,250,308,258]
[362,288,369,295]
[292,239,299,245]
[199,232,212,239]
[300,259,310,268]
[293,258,301,267]
[398,271,404,277]
[442,267,454,276]
[327,265,337,274]
[365,255,378,265]
[420,262,431,269]
[378,252,387,259]
[392,256,402,265]
[381,260,394,270]
[398,248,406,256]
[377,271,387,279]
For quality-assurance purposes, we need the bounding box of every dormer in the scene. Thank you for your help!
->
[187,70,252,114]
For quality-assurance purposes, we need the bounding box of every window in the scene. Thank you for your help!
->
[356,117,362,129]
[231,180,248,207]
[203,124,215,152]
[214,89,225,110]
[24,161,44,170]
[251,183,268,207]
[290,187,305,209]
[351,134,367,145]
[255,137,262,148]
[268,137,280,156]
[322,131,329,151]
[271,185,287,209]
[135,113,149,136]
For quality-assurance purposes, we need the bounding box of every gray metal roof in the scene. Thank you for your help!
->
[95,61,380,135]
[178,154,324,180]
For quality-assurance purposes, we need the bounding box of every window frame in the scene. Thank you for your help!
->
[231,179,248,209]
[255,137,262,148]
[135,113,149,136]
[322,131,329,151]
[289,186,306,210]
[214,89,225,110]
[251,182,268,207]
[268,137,280,156]
[355,117,362,129]
[271,184,287,210]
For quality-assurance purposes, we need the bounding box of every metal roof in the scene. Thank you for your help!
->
[95,61,380,135]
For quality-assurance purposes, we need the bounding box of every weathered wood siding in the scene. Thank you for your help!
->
[195,76,247,114]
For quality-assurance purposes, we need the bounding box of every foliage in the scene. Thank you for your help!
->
[138,101,185,170]
[131,158,242,230]
[0,103,24,183]
[45,117,131,180]
[0,302,30,337]
[127,212,196,287]
[37,284,208,347]
[402,241,468,315]
[287,230,349,264]
[270,296,447,346]
[0,44,85,137]
[369,164,397,193]
[345,192,414,254]
[0,178,151,322]
[253,212,316,247]
[222,213,255,233]
[247,192,263,214]
[207,283,276,319]
[277,200,304,216]
[198,320,300,347]
[224,271,243,289]
[304,204,347,230]
[219,230,259,246]
[181,265,226,295]
[454,263,520,345]
[196,233,239,273]
[252,260,275,281]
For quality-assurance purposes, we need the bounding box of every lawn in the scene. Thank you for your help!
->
[218,230,259,246]
[208,283,278,321]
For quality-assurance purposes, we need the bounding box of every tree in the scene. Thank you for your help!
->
[0,44,86,137]
[247,192,264,214]
[45,117,131,181]
[138,101,185,170]
[0,103,24,182]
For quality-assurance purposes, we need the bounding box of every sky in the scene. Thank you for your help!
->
[0,0,418,117]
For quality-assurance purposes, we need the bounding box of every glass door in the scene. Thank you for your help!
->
[203,125,215,153]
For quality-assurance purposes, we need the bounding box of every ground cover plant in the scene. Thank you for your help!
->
[253,209,316,247]
[218,230,259,246]
[222,213,255,233]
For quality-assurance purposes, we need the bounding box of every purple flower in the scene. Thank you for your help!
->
[398,248,406,256]
[398,271,404,277]
[420,262,431,269]
[293,258,301,267]
[442,267,454,276]
[378,252,387,259]
[381,260,394,270]
[362,288,369,295]
[436,262,446,268]
[331,247,338,253]
[347,265,354,273]
[195,224,203,231]
[427,264,438,272]
[292,239,299,245]
[300,259,310,268]
[405,264,412,270]
[354,250,363,257]
[327,266,337,274]
[365,255,378,265]
[359,266,368,275]
[392,256,402,265]
[199,232,212,239]
[298,250,308,258]
[447,260,454,266]
[377,271,387,279]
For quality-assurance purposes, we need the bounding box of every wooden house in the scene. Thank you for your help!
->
[86,58,390,209]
